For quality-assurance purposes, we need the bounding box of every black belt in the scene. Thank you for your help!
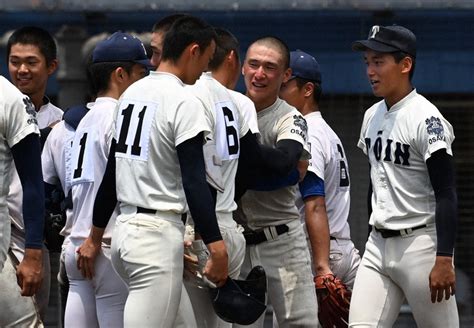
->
[330,236,337,240]
[137,207,187,224]
[375,225,427,238]
[244,224,289,245]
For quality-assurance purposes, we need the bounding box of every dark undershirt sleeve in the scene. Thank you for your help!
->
[427,149,458,257]
[92,139,117,228]
[235,131,303,200]
[11,133,45,249]
[177,133,222,244]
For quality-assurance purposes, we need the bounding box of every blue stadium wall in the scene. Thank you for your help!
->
[0,9,473,96]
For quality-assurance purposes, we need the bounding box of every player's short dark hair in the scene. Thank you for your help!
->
[294,77,322,103]
[391,51,416,81]
[7,26,57,66]
[87,61,135,95]
[208,27,240,71]
[152,13,187,34]
[161,15,216,63]
[249,36,290,69]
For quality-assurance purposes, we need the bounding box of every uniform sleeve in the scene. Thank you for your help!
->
[6,95,39,148]
[416,112,454,161]
[275,111,310,160]
[307,128,325,180]
[41,126,59,185]
[357,110,370,154]
[174,97,211,147]
[235,94,259,135]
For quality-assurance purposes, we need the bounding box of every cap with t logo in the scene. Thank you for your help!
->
[352,25,416,58]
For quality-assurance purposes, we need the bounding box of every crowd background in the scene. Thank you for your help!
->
[0,1,473,326]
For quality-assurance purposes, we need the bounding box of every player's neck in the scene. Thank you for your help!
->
[384,83,413,109]
[301,101,319,116]
[28,91,46,112]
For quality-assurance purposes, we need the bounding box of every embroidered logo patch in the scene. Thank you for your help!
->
[292,114,308,141]
[23,96,38,125]
[425,116,444,136]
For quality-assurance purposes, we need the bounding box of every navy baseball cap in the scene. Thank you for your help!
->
[92,32,151,67]
[352,25,416,58]
[289,50,321,84]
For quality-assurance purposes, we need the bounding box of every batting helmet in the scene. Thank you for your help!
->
[209,265,267,325]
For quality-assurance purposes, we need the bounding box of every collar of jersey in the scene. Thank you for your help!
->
[385,88,418,113]
[257,98,281,117]
[150,71,185,86]
[94,97,118,105]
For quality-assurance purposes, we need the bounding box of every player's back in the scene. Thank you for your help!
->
[114,71,210,213]
[189,73,249,217]
[70,97,118,239]
[304,111,351,239]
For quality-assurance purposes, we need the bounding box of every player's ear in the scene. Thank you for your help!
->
[47,59,58,76]
[189,43,200,58]
[304,82,314,99]
[400,56,413,75]
[281,67,292,83]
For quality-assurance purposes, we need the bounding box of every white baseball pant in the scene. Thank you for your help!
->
[64,237,127,328]
[349,225,459,327]
[328,238,361,289]
[111,207,185,328]
[180,213,246,328]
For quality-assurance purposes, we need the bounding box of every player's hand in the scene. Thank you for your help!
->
[429,256,456,303]
[77,237,101,280]
[297,160,309,182]
[203,240,228,287]
[183,240,199,276]
[16,248,43,296]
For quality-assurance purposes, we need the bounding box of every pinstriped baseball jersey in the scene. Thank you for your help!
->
[239,98,309,229]
[69,97,118,239]
[188,72,250,217]
[357,89,454,230]
[0,76,39,268]
[228,89,259,135]
[299,111,351,240]
[114,71,211,212]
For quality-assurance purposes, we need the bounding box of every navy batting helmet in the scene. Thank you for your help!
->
[209,265,267,325]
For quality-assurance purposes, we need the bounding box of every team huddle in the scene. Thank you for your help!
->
[0,13,459,328]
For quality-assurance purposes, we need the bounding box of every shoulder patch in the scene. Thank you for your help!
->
[425,116,444,137]
[23,96,38,125]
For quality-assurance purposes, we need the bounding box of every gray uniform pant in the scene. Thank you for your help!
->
[235,220,319,328]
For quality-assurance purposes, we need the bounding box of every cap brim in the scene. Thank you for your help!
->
[352,40,399,53]
[135,58,154,69]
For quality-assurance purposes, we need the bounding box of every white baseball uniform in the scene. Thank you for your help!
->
[236,98,318,328]
[298,111,360,287]
[179,72,250,327]
[65,97,127,328]
[110,71,211,328]
[7,97,62,319]
[0,75,42,327]
[228,89,259,135]
[349,89,459,327]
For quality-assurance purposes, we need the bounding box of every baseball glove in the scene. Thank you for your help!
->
[314,273,351,328]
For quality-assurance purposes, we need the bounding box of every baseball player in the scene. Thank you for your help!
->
[349,25,459,327]
[150,14,186,68]
[41,102,91,326]
[279,50,361,287]
[6,26,63,320]
[80,15,228,328]
[0,75,45,327]
[236,36,318,328]
[65,32,149,328]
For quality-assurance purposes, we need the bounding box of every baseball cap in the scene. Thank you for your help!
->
[92,31,151,67]
[352,25,416,57]
[289,50,321,84]
[209,265,267,325]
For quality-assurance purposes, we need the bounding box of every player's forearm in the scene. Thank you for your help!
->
[305,196,331,275]
[12,133,45,249]
[177,133,222,244]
